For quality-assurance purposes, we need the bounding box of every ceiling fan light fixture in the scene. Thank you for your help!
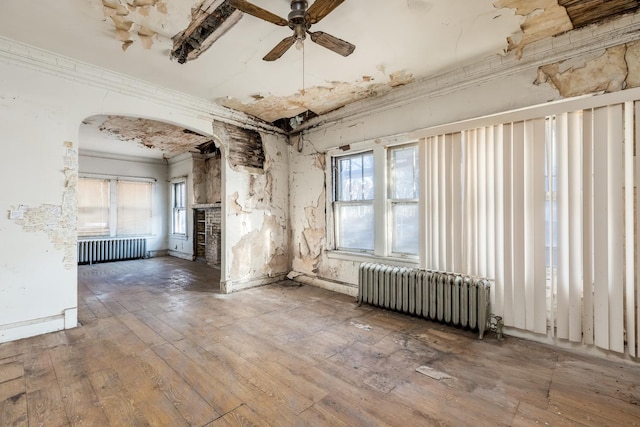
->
[294,24,306,50]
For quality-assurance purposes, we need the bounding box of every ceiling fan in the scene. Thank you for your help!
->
[228,0,355,61]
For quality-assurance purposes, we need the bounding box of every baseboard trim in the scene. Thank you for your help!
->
[168,250,194,261]
[221,274,288,293]
[0,308,77,343]
[288,272,358,297]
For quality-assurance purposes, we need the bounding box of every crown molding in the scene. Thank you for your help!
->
[0,36,284,135]
[294,11,640,134]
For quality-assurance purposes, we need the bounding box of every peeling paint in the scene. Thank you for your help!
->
[535,44,629,97]
[247,172,273,210]
[625,39,640,88]
[228,191,246,214]
[220,71,415,123]
[230,214,286,279]
[495,0,573,58]
[295,187,326,274]
[101,0,171,50]
[193,155,222,205]
[8,142,77,270]
[213,121,265,172]
[96,115,212,158]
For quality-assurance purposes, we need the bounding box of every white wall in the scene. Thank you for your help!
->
[0,37,252,343]
[78,152,169,255]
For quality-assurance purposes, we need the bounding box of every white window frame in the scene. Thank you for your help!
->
[78,174,154,238]
[327,137,420,265]
[171,180,187,237]
[332,150,375,253]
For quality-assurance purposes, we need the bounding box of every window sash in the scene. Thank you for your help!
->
[172,181,187,235]
[117,181,152,236]
[388,144,419,255]
[334,201,374,252]
[77,178,110,237]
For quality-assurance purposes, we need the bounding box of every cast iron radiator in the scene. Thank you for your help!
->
[358,263,491,339]
[77,238,147,265]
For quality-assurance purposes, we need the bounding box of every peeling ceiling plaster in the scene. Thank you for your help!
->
[222,70,415,123]
[0,0,523,124]
[80,115,212,159]
[2,0,638,153]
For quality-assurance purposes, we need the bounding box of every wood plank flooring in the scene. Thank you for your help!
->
[1,257,640,426]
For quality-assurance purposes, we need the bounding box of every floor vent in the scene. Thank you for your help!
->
[358,263,491,339]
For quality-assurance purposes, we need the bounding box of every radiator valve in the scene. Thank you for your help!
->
[490,314,504,341]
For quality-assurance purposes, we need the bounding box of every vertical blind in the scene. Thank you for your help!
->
[420,102,638,357]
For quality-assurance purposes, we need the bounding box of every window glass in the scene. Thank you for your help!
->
[391,146,419,200]
[77,178,110,237]
[337,204,375,251]
[172,181,187,235]
[117,181,152,236]
[389,144,419,255]
[391,203,419,254]
[337,152,374,201]
[335,152,374,251]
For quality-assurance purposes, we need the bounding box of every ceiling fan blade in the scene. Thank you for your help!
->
[263,35,296,61]
[228,0,288,26]
[306,0,345,24]
[309,31,355,57]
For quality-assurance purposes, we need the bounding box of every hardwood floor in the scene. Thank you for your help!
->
[1,257,640,426]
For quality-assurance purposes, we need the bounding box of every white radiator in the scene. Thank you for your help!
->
[77,238,147,265]
[358,263,491,339]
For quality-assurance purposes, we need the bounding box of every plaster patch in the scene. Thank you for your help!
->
[220,72,415,123]
[230,214,286,279]
[8,142,78,270]
[247,172,273,211]
[625,40,640,89]
[297,189,326,274]
[535,44,628,97]
[97,115,212,158]
[494,0,573,58]
[101,0,177,50]
[228,191,246,214]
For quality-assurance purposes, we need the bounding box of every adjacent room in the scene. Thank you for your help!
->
[1,0,640,425]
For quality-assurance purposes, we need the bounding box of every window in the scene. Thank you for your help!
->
[117,181,152,236]
[77,178,110,237]
[172,181,187,235]
[77,177,153,238]
[388,144,419,255]
[331,144,419,258]
[334,152,374,251]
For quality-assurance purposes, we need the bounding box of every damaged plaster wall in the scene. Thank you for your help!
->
[288,9,640,295]
[193,154,221,205]
[0,40,223,343]
[535,40,640,97]
[0,86,79,342]
[214,122,289,293]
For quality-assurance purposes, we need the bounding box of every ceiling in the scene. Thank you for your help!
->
[0,1,523,121]
[1,0,637,158]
